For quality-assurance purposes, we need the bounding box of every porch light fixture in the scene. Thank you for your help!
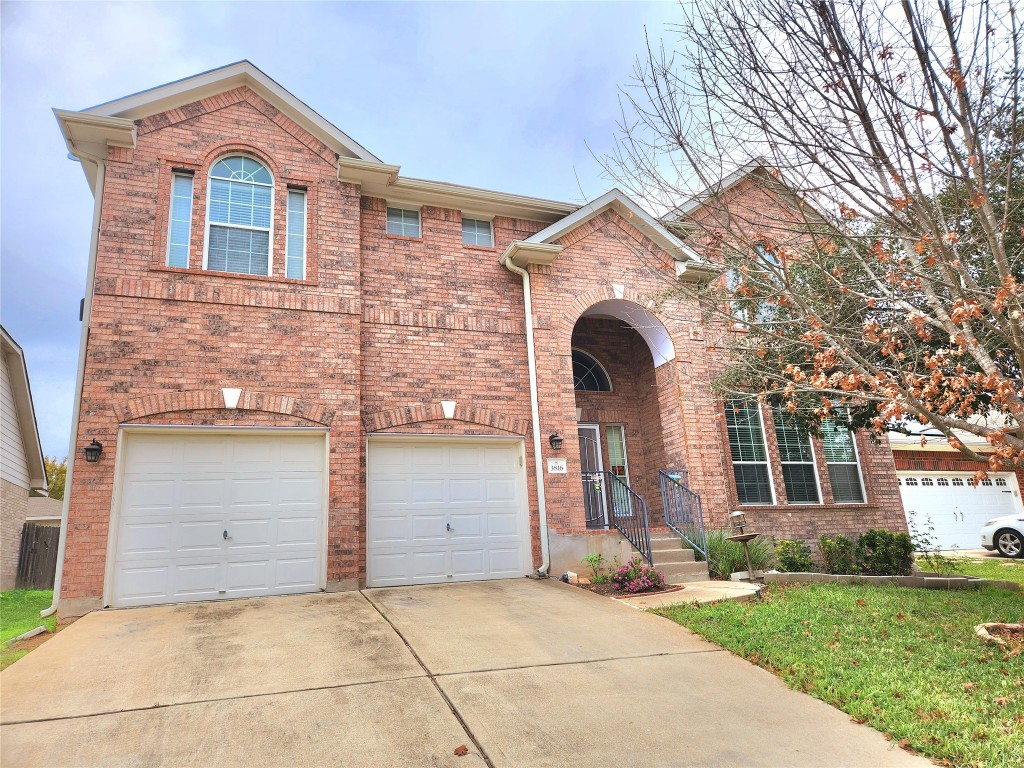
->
[548,433,564,451]
[83,439,103,463]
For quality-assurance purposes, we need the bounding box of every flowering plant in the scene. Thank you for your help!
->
[610,557,666,593]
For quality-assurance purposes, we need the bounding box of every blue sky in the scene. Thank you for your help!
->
[0,0,679,458]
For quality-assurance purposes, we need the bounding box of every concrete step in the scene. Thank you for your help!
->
[651,546,696,563]
[657,560,711,584]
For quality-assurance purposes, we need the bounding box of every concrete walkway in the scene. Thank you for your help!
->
[612,579,762,609]
[1,579,929,767]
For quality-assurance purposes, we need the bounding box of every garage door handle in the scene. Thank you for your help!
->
[223,530,232,540]
[446,523,453,532]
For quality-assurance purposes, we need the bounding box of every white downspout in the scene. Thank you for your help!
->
[500,254,550,576]
[42,155,105,618]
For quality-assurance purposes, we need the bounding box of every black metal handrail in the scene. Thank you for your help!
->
[581,470,652,564]
[659,469,708,561]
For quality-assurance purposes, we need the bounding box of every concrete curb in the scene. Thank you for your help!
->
[3,626,47,645]
[761,572,1020,592]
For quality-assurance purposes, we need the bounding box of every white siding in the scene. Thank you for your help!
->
[0,353,30,489]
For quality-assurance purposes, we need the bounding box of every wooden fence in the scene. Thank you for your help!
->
[16,523,60,590]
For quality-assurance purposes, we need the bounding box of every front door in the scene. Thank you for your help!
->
[578,424,606,528]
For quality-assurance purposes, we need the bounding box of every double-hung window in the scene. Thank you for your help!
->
[725,399,774,504]
[166,172,194,268]
[772,407,821,503]
[462,217,493,247]
[205,156,274,276]
[286,189,307,279]
[386,207,421,237]
[821,407,866,503]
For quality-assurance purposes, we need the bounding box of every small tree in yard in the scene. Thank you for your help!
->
[44,456,66,501]
[606,0,1024,472]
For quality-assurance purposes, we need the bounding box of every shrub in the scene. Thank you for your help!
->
[818,535,858,574]
[704,529,775,580]
[856,529,914,576]
[906,512,962,575]
[775,539,815,572]
[581,552,609,583]
[611,556,666,593]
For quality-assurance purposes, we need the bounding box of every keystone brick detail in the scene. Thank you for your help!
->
[363,402,530,436]
[116,390,336,426]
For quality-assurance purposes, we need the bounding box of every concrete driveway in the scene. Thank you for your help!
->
[1,579,928,767]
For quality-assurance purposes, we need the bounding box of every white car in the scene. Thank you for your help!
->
[981,514,1024,558]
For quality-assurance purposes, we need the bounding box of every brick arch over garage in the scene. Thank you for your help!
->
[115,390,336,426]
[363,403,530,436]
[558,286,680,367]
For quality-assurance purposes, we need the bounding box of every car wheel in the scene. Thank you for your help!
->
[995,529,1023,558]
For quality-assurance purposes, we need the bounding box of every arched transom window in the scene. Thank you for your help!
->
[205,155,274,276]
[572,349,612,392]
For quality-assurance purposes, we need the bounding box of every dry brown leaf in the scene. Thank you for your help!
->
[454,745,469,757]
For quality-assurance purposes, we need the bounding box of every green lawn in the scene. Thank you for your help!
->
[655,584,1023,768]
[1,590,56,670]
[950,557,1024,586]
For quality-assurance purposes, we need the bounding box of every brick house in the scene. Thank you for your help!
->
[49,62,906,617]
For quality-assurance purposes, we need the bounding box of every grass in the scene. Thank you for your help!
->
[1,590,56,670]
[655,583,1023,768]
[951,558,1024,586]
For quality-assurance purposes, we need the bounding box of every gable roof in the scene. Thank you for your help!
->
[526,188,706,264]
[666,159,832,225]
[84,60,380,162]
[1,326,48,492]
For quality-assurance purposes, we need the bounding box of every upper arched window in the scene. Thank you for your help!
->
[205,155,274,276]
[572,349,612,392]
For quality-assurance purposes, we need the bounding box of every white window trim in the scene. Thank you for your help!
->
[166,171,194,268]
[604,423,630,486]
[772,407,823,505]
[385,205,422,238]
[286,188,307,280]
[571,347,614,393]
[461,215,494,247]
[727,400,777,506]
[822,419,867,505]
[202,154,275,277]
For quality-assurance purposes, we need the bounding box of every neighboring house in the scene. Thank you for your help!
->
[51,62,906,617]
[1,326,49,590]
[891,424,1024,550]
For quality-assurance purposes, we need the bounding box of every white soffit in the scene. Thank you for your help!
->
[582,300,676,368]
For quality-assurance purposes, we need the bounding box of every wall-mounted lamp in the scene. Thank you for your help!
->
[548,433,563,451]
[83,439,103,463]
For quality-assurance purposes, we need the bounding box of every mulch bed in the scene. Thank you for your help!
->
[575,582,687,599]
[975,622,1024,651]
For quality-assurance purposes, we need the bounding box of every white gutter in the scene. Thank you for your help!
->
[42,154,105,619]
[499,254,550,576]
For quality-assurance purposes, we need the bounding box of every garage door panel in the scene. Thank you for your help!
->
[122,479,176,512]
[450,479,483,502]
[411,479,446,503]
[488,547,524,575]
[411,514,446,541]
[111,432,326,607]
[276,557,318,588]
[119,522,174,557]
[367,438,528,587]
[451,549,485,577]
[412,551,448,579]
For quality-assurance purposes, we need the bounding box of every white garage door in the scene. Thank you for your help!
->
[110,430,327,607]
[366,437,529,587]
[899,471,1023,550]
